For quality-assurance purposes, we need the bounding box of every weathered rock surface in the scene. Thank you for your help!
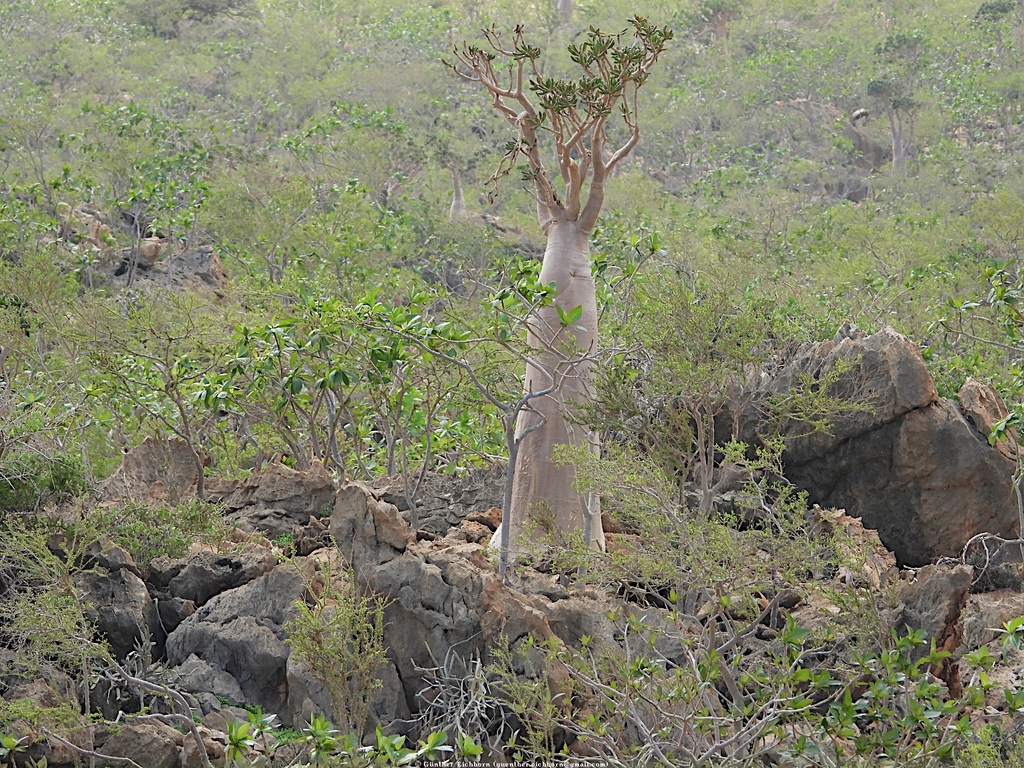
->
[164,561,309,720]
[74,543,162,660]
[285,655,409,733]
[91,720,183,768]
[371,465,505,534]
[899,564,973,650]
[147,545,278,606]
[734,327,1020,566]
[164,653,247,704]
[102,244,230,298]
[331,481,417,572]
[214,461,336,539]
[898,563,973,691]
[959,590,1024,652]
[331,480,597,723]
[959,376,1020,462]
[98,436,200,505]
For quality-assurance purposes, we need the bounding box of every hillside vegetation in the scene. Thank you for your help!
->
[0,0,1023,489]
[5,0,1024,764]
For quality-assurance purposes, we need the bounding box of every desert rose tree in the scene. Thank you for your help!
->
[449,19,671,559]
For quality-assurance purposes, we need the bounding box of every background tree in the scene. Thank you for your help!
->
[869,31,928,175]
[449,18,671,557]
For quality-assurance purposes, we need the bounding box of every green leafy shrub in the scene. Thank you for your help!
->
[0,452,86,513]
[485,618,998,766]
[286,567,387,737]
[83,500,227,569]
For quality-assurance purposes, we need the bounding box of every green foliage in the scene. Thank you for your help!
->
[549,436,830,605]
[0,733,26,766]
[485,619,1002,766]
[82,499,227,569]
[285,567,387,736]
[0,517,107,716]
[0,452,85,513]
[956,725,1024,768]
[7,1,1024,764]
[225,720,258,767]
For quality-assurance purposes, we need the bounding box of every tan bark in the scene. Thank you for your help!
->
[449,20,671,574]
[509,219,604,552]
[449,164,467,220]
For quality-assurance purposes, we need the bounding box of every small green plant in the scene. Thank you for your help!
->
[0,733,27,767]
[83,499,227,568]
[225,720,257,767]
[286,567,387,736]
[455,732,483,759]
[299,715,451,767]
[992,616,1024,660]
[271,531,294,550]
[245,709,279,755]
[303,713,340,765]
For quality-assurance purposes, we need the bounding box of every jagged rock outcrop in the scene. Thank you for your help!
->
[734,327,1020,566]
[331,480,562,719]
[211,460,336,539]
[98,436,200,505]
[73,540,162,660]
[147,545,278,607]
[164,561,309,719]
[898,564,973,688]
[960,376,1020,462]
[371,464,505,534]
[103,244,230,298]
[13,435,1024,762]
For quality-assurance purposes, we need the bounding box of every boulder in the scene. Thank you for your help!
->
[57,202,113,249]
[218,461,336,539]
[155,596,196,635]
[331,481,416,573]
[808,506,898,589]
[163,653,246,704]
[3,677,74,712]
[74,549,162,660]
[91,721,182,768]
[164,562,310,721]
[98,436,199,505]
[789,398,1019,566]
[180,725,228,768]
[291,516,332,556]
[146,545,278,606]
[284,655,409,731]
[762,327,939,460]
[899,564,973,647]
[18,721,186,768]
[735,327,1020,566]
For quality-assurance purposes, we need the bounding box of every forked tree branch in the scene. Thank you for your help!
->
[445,18,672,232]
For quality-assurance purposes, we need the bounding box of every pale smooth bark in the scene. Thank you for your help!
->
[449,165,467,220]
[509,219,604,552]
[449,21,670,572]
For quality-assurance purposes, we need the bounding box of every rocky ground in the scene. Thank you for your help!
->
[4,327,1024,766]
